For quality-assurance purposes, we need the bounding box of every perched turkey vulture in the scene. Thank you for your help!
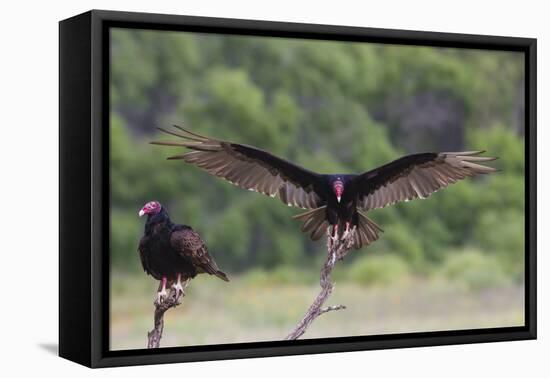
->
[138,200,229,304]
[152,126,497,250]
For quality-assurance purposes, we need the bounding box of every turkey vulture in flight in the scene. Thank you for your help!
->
[138,201,229,304]
[152,126,497,250]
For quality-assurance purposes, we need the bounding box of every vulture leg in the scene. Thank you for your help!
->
[342,222,352,240]
[172,273,187,301]
[327,227,334,250]
[342,223,357,250]
[154,277,169,305]
[328,224,339,249]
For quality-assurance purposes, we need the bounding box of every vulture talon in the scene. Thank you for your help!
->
[172,274,186,301]
[342,229,350,241]
[155,288,168,306]
[329,232,339,248]
[342,224,355,243]
[329,224,340,246]
[172,286,182,300]
[154,276,169,306]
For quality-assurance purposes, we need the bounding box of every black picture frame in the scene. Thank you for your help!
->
[59,9,537,368]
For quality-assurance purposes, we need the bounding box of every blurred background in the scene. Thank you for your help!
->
[109,28,525,350]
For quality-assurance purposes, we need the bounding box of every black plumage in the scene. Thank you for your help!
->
[152,126,497,249]
[138,201,228,303]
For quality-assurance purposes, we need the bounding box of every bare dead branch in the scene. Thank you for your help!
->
[147,283,188,348]
[319,304,347,315]
[285,230,355,340]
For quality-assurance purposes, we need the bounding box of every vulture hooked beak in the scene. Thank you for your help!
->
[333,180,344,203]
[139,200,162,218]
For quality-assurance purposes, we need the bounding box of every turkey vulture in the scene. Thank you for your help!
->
[138,200,229,304]
[152,126,497,250]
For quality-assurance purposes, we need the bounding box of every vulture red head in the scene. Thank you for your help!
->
[139,201,162,217]
[332,179,344,203]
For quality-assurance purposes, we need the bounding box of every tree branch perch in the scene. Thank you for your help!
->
[285,231,355,340]
[146,232,354,346]
[147,285,186,348]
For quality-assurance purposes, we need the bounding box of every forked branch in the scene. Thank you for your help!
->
[285,231,355,340]
[147,286,186,348]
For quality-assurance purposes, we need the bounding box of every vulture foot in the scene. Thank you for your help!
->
[328,225,339,249]
[342,225,356,242]
[172,275,191,302]
[172,280,185,301]
[154,277,169,305]
[154,288,169,306]
[172,282,184,300]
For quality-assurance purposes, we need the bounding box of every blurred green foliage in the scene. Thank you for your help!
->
[110,29,525,286]
[348,254,410,287]
[439,249,509,291]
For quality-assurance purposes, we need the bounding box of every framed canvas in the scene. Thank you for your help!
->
[59,9,537,368]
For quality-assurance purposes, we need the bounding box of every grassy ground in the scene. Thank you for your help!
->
[110,271,524,350]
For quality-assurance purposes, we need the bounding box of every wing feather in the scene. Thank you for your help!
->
[355,151,497,210]
[152,126,323,209]
[170,227,222,277]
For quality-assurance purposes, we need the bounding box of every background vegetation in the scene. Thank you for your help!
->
[109,28,525,349]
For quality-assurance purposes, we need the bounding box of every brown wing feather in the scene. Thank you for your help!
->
[138,237,150,273]
[170,227,229,281]
[151,126,323,209]
[355,151,498,210]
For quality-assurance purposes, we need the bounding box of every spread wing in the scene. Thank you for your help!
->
[354,151,498,210]
[170,226,229,281]
[151,126,323,209]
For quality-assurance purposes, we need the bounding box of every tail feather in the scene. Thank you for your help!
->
[353,211,383,250]
[293,206,328,241]
[215,270,230,282]
[293,207,383,250]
